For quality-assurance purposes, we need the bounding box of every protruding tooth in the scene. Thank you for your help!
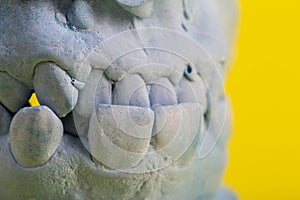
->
[113,74,150,107]
[0,103,12,136]
[0,72,31,113]
[34,62,78,118]
[9,106,63,168]
[177,75,208,112]
[88,104,154,170]
[149,78,177,106]
[152,103,202,162]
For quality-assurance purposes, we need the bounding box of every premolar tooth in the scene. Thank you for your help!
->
[9,106,63,168]
[113,74,150,107]
[34,62,78,118]
[149,78,177,106]
[152,104,202,161]
[88,104,154,170]
[0,72,32,113]
[0,103,12,136]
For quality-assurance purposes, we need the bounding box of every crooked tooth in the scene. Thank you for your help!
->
[177,75,208,112]
[0,103,12,136]
[149,78,177,106]
[9,106,63,168]
[0,72,32,113]
[152,103,202,161]
[113,74,150,107]
[34,62,78,118]
[88,104,154,170]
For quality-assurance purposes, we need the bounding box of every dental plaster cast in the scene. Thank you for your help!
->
[0,0,237,199]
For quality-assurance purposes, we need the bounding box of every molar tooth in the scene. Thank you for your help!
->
[113,74,150,107]
[0,72,32,113]
[0,103,12,136]
[34,62,78,118]
[149,78,177,106]
[88,104,154,170]
[152,104,202,162]
[9,106,63,168]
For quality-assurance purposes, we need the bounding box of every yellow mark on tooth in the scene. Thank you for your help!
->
[28,93,40,106]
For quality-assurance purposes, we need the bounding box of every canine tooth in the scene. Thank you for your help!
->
[152,104,202,161]
[150,78,177,106]
[113,74,150,107]
[75,69,111,118]
[0,72,31,113]
[95,72,112,105]
[9,106,63,168]
[34,62,78,118]
[0,103,12,136]
[177,75,207,112]
[88,104,154,170]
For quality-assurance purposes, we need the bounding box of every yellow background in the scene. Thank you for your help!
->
[27,0,300,198]
[223,0,300,199]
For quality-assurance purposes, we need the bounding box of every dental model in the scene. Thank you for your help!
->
[0,0,237,199]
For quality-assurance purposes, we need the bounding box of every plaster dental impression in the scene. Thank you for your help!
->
[0,0,237,199]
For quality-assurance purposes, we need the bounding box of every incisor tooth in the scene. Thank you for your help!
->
[113,74,150,107]
[88,104,154,170]
[152,103,202,161]
[150,78,177,106]
[9,106,63,168]
[0,72,31,113]
[34,62,78,118]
